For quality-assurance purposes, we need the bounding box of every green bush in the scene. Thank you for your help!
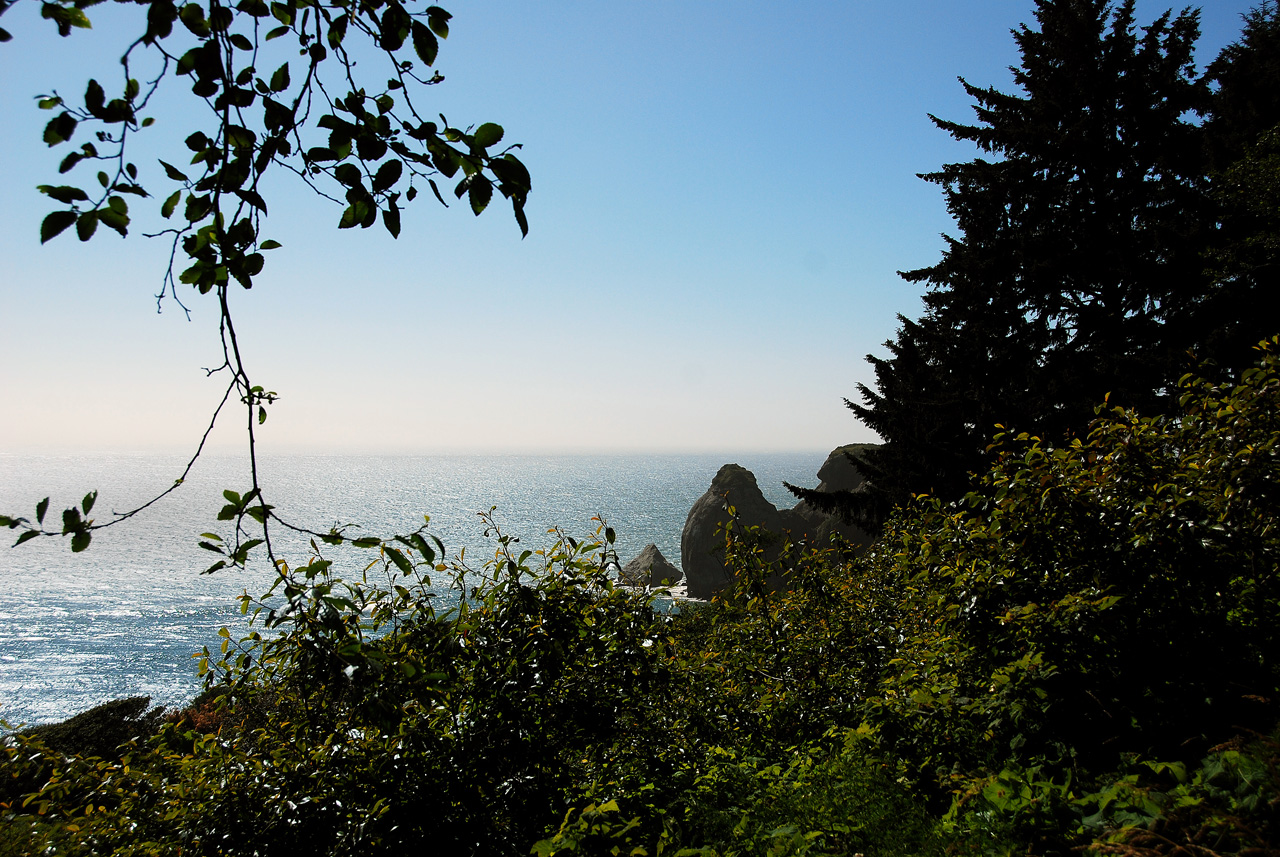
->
[848,338,1280,847]
[4,343,1278,856]
[536,734,945,857]
[17,697,164,762]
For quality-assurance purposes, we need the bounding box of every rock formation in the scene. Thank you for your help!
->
[619,543,682,587]
[789,444,874,544]
[680,447,874,600]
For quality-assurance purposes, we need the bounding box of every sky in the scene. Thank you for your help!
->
[0,0,1263,454]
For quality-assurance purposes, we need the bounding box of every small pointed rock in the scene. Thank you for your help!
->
[619,543,682,587]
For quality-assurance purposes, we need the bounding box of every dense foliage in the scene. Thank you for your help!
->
[796,0,1280,531]
[5,342,1278,856]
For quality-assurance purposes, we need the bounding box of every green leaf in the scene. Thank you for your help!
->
[50,5,92,32]
[385,547,413,574]
[161,190,182,219]
[84,79,105,115]
[426,5,451,39]
[472,122,503,149]
[352,537,381,549]
[380,2,411,51]
[270,62,290,93]
[14,530,39,547]
[225,125,257,150]
[81,491,96,515]
[43,112,77,146]
[468,175,492,215]
[513,201,528,237]
[326,13,349,47]
[499,153,531,192]
[259,239,282,249]
[382,204,401,238]
[334,163,363,187]
[179,4,208,36]
[209,6,232,31]
[410,533,436,563]
[229,33,253,51]
[265,24,288,40]
[236,188,268,213]
[411,20,438,66]
[372,159,403,192]
[40,210,78,243]
[76,211,97,241]
[36,497,49,525]
[37,185,89,204]
[159,160,189,182]
[97,207,129,236]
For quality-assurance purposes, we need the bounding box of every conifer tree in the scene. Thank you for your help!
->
[1194,3,1280,369]
[793,0,1211,529]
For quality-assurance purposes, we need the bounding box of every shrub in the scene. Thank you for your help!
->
[850,338,1280,846]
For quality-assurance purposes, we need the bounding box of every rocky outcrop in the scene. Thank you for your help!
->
[680,447,875,600]
[680,465,784,599]
[790,444,873,544]
[619,543,682,587]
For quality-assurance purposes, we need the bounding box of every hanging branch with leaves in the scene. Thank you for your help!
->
[1,0,531,570]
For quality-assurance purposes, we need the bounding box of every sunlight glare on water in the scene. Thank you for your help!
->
[0,451,824,725]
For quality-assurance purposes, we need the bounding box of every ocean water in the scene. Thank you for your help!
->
[0,451,825,726]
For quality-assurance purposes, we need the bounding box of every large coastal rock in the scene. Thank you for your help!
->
[791,444,873,544]
[619,543,682,587]
[680,464,792,600]
[680,447,875,600]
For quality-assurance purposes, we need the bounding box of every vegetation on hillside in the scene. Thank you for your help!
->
[4,341,1278,855]
[2,1,1278,855]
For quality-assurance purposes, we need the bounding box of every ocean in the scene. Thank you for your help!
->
[0,451,825,725]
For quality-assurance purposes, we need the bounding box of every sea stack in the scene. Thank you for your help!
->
[679,447,875,600]
[618,543,682,587]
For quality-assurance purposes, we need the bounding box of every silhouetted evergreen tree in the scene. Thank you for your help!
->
[1191,2,1280,371]
[1205,2,1280,169]
[793,0,1214,529]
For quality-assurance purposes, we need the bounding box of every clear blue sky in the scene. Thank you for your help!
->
[0,0,1261,453]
